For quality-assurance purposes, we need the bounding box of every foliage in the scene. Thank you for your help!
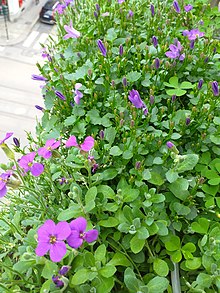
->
[0,0,220,292]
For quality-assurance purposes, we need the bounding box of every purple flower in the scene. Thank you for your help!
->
[99,130,104,140]
[35,105,45,111]
[92,163,99,173]
[172,95,176,102]
[66,217,98,249]
[118,0,125,3]
[72,83,83,105]
[59,177,68,185]
[0,132,13,145]
[166,141,174,148]
[13,137,20,147]
[18,152,44,177]
[56,3,66,14]
[182,28,204,40]
[122,77,127,87]
[184,4,193,12]
[55,90,66,101]
[165,41,185,61]
[150,4,155,16]
[97,39,107,57]
[59,265,71,275]
[190,40,195,49]
[95,3,100,11]
[119,44,124,56]
[152,36,158,48]
[198,79,203,90]
[173,0,181,13]
[52,276,64,288]
[186,117,191,125]
[31,74,47,81]
[127,10,134,18]
[212,81,219,96]
[0,172,10,198]
[38,139,60,159]
[128,89,146,109]
[94,11,98,18]
[65,136,94,152]
[154,58,160,69]
[63,20,80,39]
[35,220,71,262]
[150,95,155,104]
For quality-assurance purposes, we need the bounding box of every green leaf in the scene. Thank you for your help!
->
[169,178,189,200]
[97,185,115,199]
[123,187,140,202]
[13,260,35,274]
[171,250,182,263]
[169,76,179,87]
[166,169,179,183]
[106,28,117,42]
[85,186,97,212]
[137,227,150,239]
[166,88,186,96]
[96,276,114,293]
[180,81,194,89]
[109,146,123,156]
[148,172,164,186]
[40,280,52,293]
[123,150,133,159]
[108,252,131,267]
[105,127,116,145]
[210,134,220,145]
[70,268,90,285]
[124,268,140,292]
[57,203,82,221]
[41,261,58,279]
[196,273,212,288]
[98,217,119,227]
[147,276,169,293]
[208,177,220,185]
[185,257,202,270]
[101,169,118,180]
[141,74,151,87]
[153,258,169,277]
[127,71,142,82]
[202,184,218,196]
[191,218,210,234]
[182,243,196,253]
[173,202,191,215]
[99,265,116,277]
[165,235,181,251]
[130,234,145,253]
[95,244,106,262]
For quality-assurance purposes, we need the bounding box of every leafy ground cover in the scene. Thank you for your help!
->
[0,0,220,292]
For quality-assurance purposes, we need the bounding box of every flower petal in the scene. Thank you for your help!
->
[37,219,56,241]
[0,186,7,197]
[85,229,99,243]
[55,222,71,240]
[69,217,87,232]
[65,136,78,148]
[35,241,50,257]
[30,163,44,177]
[50,241,67,262]
[38,147,52,159]
[66,230,83,248]
[80,136,94,152]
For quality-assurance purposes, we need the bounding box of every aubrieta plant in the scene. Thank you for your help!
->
[0,0,220,292]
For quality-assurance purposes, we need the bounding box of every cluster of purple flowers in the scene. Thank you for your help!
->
[165,40,185,61]
[35,217,98,262]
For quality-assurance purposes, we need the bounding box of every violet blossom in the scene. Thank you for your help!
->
[212,81,219,96]
[65,136,94,152]
[119,44,124,56]
[66,217,98,249]
[38,139,60,159]
[52,276,64,288]
[55,90,66,101]
[73,83,83,105]
[128,89,145,109]
[198,79,203,90]
[0,172,10,197]
[63,20,80,39]
[18,152,44,177]
[184,4,193,12]
[35,219,71,262]
[56,3,66,14]
[118,0,125,3]
[166,141,174,148]
[0,132,13,145]
[31,74,47,81]
[150,4,155,16]
[97,39,107,57]
[152,36,158,48]
[173,0,181,13]
[127,10,134,18]
[165,40,185,61]
[182,28,204,40]
[154,58,160,69]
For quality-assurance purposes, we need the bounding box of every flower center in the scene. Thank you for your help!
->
[80,232,85,239]
[28,162,33,167]
[47,146,52,151]
[49,235,57,244]
[0,177,7,183]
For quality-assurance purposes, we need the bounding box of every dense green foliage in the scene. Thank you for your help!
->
[0,0,220,292]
